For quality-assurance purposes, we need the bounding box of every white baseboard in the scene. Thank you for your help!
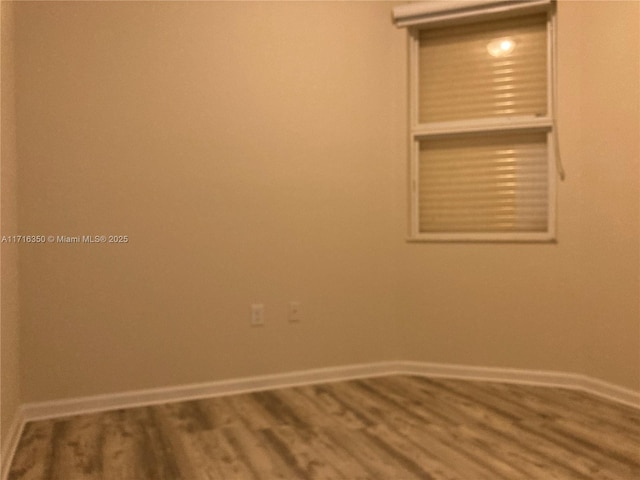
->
[399,361,640,408]
[20,361,640,424]
[4,360,637,477]
[22,362,398,422]
[578,374,640,408]
[1,407,25,480]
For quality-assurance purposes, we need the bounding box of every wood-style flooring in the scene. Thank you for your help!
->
[8,375,640,479]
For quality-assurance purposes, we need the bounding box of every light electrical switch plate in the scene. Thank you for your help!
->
[288,301,301,323]
[251,304,265,326]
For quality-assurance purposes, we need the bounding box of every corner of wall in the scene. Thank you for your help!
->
[1,0,22,460]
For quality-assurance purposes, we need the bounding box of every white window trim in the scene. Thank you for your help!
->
[396,0,558,242]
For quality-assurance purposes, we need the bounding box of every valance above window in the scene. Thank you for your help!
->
[393,0,554,28]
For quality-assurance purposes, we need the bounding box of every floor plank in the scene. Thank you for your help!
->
[8,376,640,480]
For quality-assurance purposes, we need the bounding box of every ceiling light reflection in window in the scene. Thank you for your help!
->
[487,38,516,57]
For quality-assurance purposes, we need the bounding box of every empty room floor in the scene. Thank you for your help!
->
[7,375,640,480]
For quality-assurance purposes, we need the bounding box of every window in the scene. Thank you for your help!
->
[393,0,559,242]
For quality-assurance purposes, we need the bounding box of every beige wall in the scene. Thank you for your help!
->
[1,0,20,451]
[398,0,640,391]
[568,0,640,389]
[15,1,405,402]
[8,0,640,406]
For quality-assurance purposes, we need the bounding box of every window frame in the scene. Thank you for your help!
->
[398,1,558,242]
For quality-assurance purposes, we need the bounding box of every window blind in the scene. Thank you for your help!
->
[393,0,557,241]
[418,14,548,123]
[418,131,548,233]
